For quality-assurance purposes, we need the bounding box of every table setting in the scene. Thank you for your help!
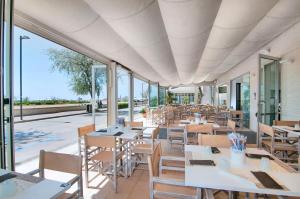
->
[0,169,70,199]
[184,133,300,197]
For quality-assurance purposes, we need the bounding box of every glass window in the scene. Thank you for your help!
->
[13,26,108,172]
[218,85,228,106]
[150,83,158,107]
[117,66,129,121]
[133,78,148,121]
[159,86,166,105]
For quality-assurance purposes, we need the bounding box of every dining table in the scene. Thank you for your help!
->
[0,168,70,199]
[185,145,300,198]
[88,125,155,176]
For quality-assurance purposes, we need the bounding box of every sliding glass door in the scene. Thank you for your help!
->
[258,55,280,126]
[91,64,108,129]
[230,73,250,128]
[0,0,14,169]
[117,66,130,120]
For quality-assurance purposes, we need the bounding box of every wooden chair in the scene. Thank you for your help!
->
[198,134,231,148]
[259,123,297,162]
[84,135,124,192]
[214,112,228,126]
[148,143,202,199]
[77,124,96,162]
[28,150,83,199]
[185,124,213,145]
[230,110,243,128]
[125,121,143,127]
[132,127,160,167]
[273,120,299,127]
[227,119,236,132]
[167,126,185,148]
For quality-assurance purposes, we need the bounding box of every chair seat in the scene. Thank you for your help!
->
[154,183,197,197]
[132,143,153,154]
[162,160,185,168]
[262,140,298,151]
[91,151,113,162]
[160,171,185,180]
[168,132,184,139]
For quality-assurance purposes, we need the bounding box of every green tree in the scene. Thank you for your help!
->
[47,48,106,99]
[166,91,174,104]
[183,96,189,104]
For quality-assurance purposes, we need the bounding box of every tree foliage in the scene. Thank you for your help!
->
[47,48,106,99]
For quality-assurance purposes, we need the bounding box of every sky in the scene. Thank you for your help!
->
[13,26,149,101]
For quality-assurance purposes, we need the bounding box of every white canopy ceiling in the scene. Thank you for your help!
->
[14,0,300,86]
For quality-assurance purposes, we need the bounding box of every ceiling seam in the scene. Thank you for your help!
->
[206,1,280,81]
[214,17,300,80]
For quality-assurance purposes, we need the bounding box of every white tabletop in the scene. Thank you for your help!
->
[143,127,156,135]
[273,125,300,137]
[184,146,300,197]
[142,127,157,138]
[89,126,143,140]
[0,169,69,199]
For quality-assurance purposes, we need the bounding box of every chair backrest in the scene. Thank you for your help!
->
[125,121,143,127]
[78,124,95,137]
[39,150,82,177]
[186,124,213,134]
[227,120,236,131]
[230,110,243,119]
[148,143,162,178]
[84,135,116,148]
[151,127,160,140]
[273,120,299,127]
[198,134,231,148]
[259,123,274,137]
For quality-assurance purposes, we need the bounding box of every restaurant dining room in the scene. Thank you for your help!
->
[1,0,300,199]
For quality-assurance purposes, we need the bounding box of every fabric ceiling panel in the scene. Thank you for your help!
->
[15,0,167,85]
[108,47,165,83]
[15,0,99,33]
[193,0,278,83]
[158,0,221,84]
[215,0,300,74]
[15,0,300,86]
[85,0,180,85]
[70,18,128,54]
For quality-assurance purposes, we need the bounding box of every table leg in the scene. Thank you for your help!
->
[298,136,300,163]
[196,188,202,199]
[229,191,238,199]
[125,141,128,178]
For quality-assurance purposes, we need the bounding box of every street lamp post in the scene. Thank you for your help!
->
[19,35,30,120]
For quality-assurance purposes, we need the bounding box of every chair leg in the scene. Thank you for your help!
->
[196,188,202,199]
[113,158,117,193]
[204,189,214,199]
[84,158,89,188]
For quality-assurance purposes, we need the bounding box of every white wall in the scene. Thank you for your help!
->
[216,21,300,131]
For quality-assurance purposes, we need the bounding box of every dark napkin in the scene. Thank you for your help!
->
[0,173,17,183]
[251,171,283,189]
[96,129,107,132]
[131,127,143,130]
[246,153,274,160]
[211,147,220,154]
[113,132,124,136]
[190,160,215,166]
